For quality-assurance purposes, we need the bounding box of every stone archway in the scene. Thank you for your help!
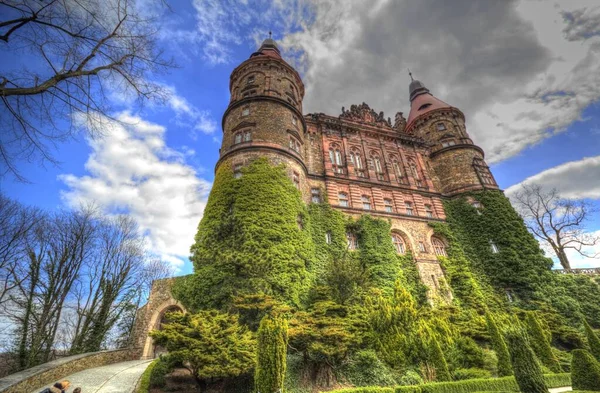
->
[141,299,184,359]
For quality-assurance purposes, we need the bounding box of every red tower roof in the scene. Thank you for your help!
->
[250,37,282,59]
[405,78,454,131]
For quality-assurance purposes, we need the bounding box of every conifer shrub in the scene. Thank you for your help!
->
[429,336,452,382]
[571,349,600,391]
[525,312,561,373]
[255,314,288,393]
[584,319,600,363]
[342,350,397,387]
[485,313,512,377]
[505,328,548,393]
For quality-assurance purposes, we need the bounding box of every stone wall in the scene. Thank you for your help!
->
[0,349,136,393]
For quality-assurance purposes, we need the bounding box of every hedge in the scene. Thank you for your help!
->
[136,359,159,393]
[325,373,571,393]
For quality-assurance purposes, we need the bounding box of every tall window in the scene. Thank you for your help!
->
[329,145,344,174]
[432,238,446,257]
[405,202,414,216]
[362,195,371,210]
[311,188,321,203]
[409,160,422,186]
[325,231,332,244]
[235,133,242,144]
[350,149,363,169]
[392,160,403,182]
[234,164,243,179]
[392,234,405,254]
[424,204,434,218]
[243,131,251,142]
[384,199,393,213]
[293,172,300,189]
[490,240,499,254]
[289,137,301,153]
[418,241,426,252]
[338,192,349,207]
[473,158,496,186]
[347,232,358,250]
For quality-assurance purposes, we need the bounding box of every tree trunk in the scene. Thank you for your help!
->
[556,248,571,270]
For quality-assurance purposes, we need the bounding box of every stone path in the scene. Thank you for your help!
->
[549,388,572,393]
[31,360,152,393]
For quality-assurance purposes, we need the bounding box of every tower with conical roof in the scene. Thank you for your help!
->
[405,75,498,196]
[219,35,309,198]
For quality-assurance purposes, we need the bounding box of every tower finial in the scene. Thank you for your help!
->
[268,30,272,39]
[408,68,414,82]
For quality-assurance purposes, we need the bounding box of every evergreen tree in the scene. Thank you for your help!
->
[429,336,451,382]
[149,311,256,391]
[525,312,561,373]
[255,315,288,393]
[505,328,548,393]
[571,349,600,390]
[486,313,513,376]
[584,319,600,363]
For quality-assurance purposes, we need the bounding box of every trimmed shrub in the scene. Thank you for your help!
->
[136,359,159,393]
[255,314,288,393]
[485,314,512,377]
[453,368,492,380]
[395,387,423,393]
[584,319,600,363]
[343,350,397,387]
[399,370,424,386]
[571,349,600,391]
[332,388,394,393]
[430,336,451,382]
[505,328,548,393]
[543,372,571,388]
[525,312,561,373]
[148,359,170,388]
[418,377,517,393]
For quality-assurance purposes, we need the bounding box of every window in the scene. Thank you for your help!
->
[436,122,446,131]
[234,133,242,144]
[432,238,446,257]
[247,75,255,84]
[350,149,363,169]
[418,241,426,252]
[409,161,420,181]
[392,234,405,254]
[289,137,301,153]
[347,232,358,250]
[425,204,434,218]
[393,160,403,182]
[384,199,393,213]
[472,201,482,215]
[325,231,332,244]
[292,116,297,126]
[243,131,251,142]
[441,140,456,148]
[329,145,344,174]
[405,202,414,216]
[473,158,496,186]
[335,150,342,166]
[293,172,300,189]
[362,195,371,210]
[311,188,321,203]
[234,164,243,179]
[490,240,499,254]
[242,107,250,117]
[373,156,383,173]
[338,192,349,207]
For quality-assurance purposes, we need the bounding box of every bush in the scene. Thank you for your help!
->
[255,315,288,393]
[453,368,492,380]
[505,328,548,393]
[584,319,600,363]
[343,350,397,387]
[418,377,517,393]
[485,314,512,377]
[136,359,158,393]
[543,372,571,388]
[399,370,424,386]
[524,312,561,373]
[571,349,600,391]
[148,359,170,388]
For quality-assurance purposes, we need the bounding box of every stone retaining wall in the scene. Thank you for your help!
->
[0,348,139,393]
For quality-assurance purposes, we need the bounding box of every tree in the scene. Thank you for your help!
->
[485,312,513,376]
[524,312,561,373]
[0,0,171,181]
[149,310,256,392]
[512,184,599,270]
[255,314,288,393]
[571,349,600,390]
[428,335,451,382]
[505,327,548,393]
[584,319,600,363]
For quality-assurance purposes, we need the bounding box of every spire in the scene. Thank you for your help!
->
[251,32,281,59]
[405,75,454,130]
[408,72,430,102]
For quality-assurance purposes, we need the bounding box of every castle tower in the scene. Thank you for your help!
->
[218,35,309,199]
[405,75,498,196]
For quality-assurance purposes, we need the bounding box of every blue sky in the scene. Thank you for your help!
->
[1,0,600,272]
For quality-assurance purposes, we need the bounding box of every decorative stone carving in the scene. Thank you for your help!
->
[340,102,392,127]
[394,112,407,131]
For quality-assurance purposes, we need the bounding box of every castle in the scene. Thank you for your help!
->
[133,37,503,358]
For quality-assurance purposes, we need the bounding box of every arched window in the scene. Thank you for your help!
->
[384,198,393,213]
[349,148,363,169]
[432,237,446,257]
[329,144,344,174]
[338,192,349,207]
[392,234,406,254]
[409,160,422,187]
[361,195,371,210]
[392,160,403,182]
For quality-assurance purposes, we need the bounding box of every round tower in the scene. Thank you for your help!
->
[405,75,498,196]
[217,36,309,198]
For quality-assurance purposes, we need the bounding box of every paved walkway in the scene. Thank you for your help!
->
[549,388,572,393]
[31,360,152,393]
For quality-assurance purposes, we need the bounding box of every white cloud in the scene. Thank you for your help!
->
[557,229,600,269]
[59,112,211,269]
[167,87,218,136]
[505,155,600,200]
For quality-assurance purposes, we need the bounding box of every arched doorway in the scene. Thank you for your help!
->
[141,299,184,359]
[153,305,183,358]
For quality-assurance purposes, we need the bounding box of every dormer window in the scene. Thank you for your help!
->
[247,75,255,85]
[436,122,446,131]
[418,103,432,111]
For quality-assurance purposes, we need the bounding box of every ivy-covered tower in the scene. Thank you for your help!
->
[405,75,499,196]
[219,36,309,199]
